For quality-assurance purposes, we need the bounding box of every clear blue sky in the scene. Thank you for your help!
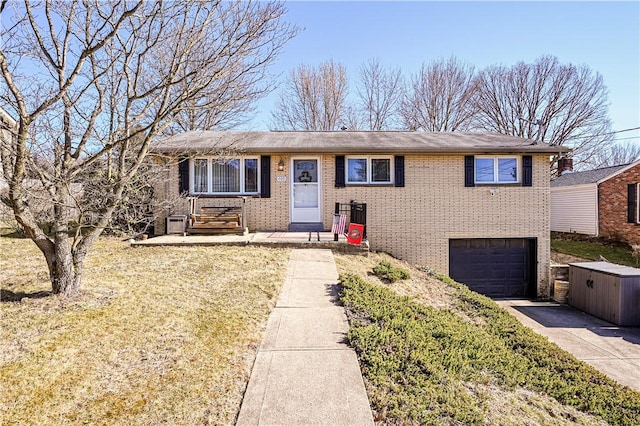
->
[246,1,640,142]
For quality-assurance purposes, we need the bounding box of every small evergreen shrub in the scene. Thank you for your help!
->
[372,261,410,283]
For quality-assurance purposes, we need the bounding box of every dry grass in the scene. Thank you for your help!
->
[334,252,457,310]
[1,236,290,425]
[334,251,613,426]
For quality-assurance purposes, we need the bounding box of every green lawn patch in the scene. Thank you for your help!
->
[339,272,640,425]
[551,234,637,267]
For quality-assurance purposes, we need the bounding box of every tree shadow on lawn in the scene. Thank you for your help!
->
[1,288,52,302]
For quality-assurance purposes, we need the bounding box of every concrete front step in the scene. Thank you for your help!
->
[288,222,325,232]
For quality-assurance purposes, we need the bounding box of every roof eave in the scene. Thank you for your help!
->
[151,145,569,155]
[595,159,640,185]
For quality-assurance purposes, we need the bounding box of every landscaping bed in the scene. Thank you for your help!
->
[334,253,640,425]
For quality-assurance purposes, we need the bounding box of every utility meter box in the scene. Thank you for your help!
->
[166,215,187,235]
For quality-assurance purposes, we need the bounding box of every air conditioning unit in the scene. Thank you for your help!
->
[166,215,187,235]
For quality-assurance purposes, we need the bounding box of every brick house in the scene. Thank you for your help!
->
[152,131,567,299]
[551,160,640,243]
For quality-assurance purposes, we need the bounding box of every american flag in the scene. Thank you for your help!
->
[331,214,347,235]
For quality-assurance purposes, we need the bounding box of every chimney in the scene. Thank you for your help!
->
[557,157,573,176]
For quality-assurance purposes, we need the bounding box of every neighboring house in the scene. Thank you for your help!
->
[152,131,568,299]
[0,107,16,188]
[551,160,640,243]
[0,108,16,221]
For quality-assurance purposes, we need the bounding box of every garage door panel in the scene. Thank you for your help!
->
[490,270,507,279]
[470,239,487,249]
[449,238,535,298]
[509,270,525,280]
[490,239,507,248]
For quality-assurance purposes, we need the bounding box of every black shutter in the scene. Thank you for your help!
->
[522,155,533,187]
[464,155,474,187]
[178,156,189,194]
[628,184,637,223]
[335,155,345,187]
[394,156,405,187]
[260,156,271,198]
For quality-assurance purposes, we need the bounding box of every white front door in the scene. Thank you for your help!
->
[291,158,321,223]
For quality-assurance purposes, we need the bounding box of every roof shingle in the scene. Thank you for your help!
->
[551,163,634,187]
[152,131,569,155]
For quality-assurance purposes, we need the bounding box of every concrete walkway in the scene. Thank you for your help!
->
[498,300,640,391]
[236,249,374,425]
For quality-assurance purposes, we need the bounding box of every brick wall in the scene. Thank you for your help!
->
[155,153,551,297]
[598,165,640,244]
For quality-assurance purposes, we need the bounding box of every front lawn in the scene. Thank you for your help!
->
[0,236,290,425]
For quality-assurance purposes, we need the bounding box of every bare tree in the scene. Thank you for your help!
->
[165,3,299,133]
[271,60,348,130]
[0,0,296,296]
[355,58,404,130]
[473,55,611,167]
[400,57,476,132]
[587,141,640,169]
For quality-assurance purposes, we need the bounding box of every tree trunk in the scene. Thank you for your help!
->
[12,186,86,297]
[43,238,83,296]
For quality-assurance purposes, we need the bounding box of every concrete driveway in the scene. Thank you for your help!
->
[497,300,640,391]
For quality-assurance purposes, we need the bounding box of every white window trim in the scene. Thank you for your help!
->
[346,155,394,185]
[190,157,260,195]
[474,155,521,184]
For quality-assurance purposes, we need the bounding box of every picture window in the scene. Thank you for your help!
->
[190,157,259,194]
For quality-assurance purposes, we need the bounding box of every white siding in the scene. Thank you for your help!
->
[551,184,598,235]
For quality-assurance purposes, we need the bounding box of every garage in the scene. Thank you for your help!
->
[449,238,536,298]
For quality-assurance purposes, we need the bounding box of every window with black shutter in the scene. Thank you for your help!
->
[464,156,474,187]
[522,155,533,187]
[178,156,189,194]
[335,155,345,188]
[394,156,404,187]
[260,156,271,198]
[628,183,637,223]
[336,155,404,186]
[466,155,528,186]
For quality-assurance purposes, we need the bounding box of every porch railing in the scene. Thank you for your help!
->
[334,201,367,241]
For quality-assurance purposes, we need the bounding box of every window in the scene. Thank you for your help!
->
[193,159,208,192]
[629,183,640,224]
[346,156,392,184]
[637,183,640,224]
[191,157,259,194]
[475,156,519,184]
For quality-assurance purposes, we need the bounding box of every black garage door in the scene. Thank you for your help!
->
[449,238,536,298]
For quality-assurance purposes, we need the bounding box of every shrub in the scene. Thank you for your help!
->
[340,272,640,426]
[372,261,410,283]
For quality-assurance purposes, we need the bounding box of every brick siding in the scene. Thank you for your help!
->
[155,153,551,297]
[598,165,640,244]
